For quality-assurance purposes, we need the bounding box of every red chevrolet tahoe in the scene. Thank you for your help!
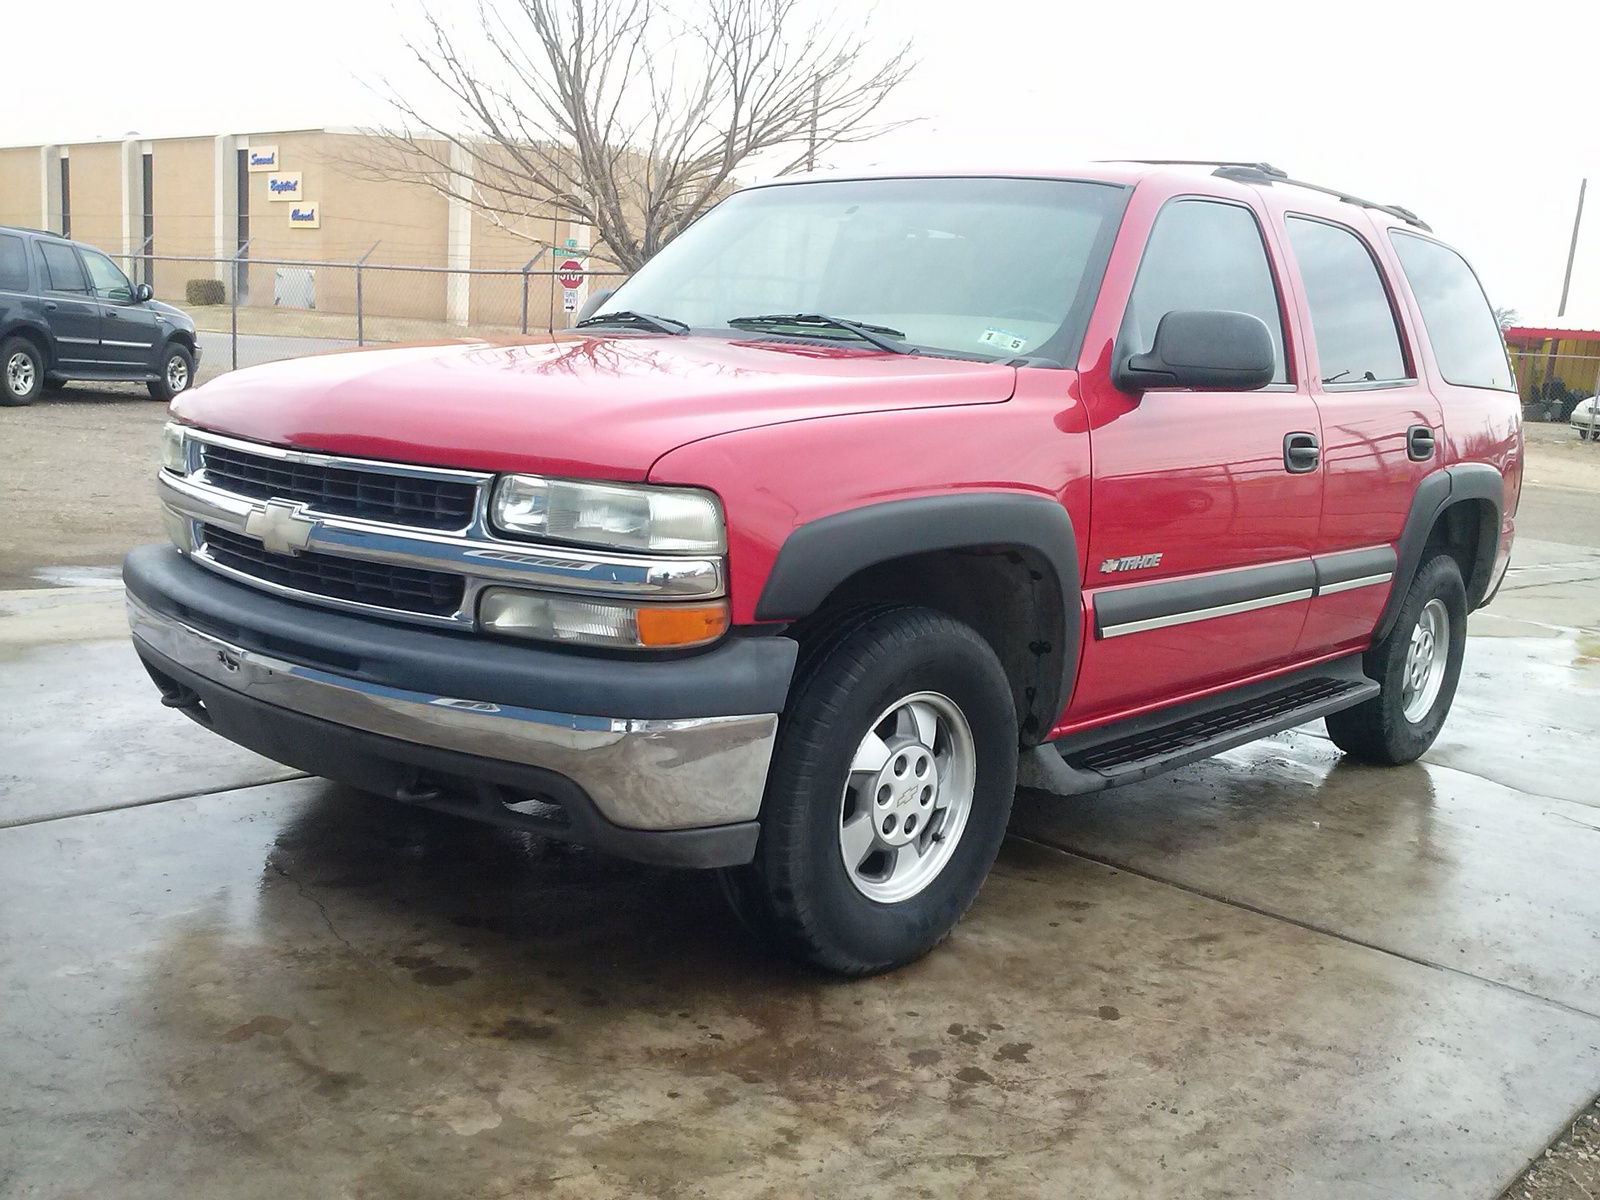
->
[125,163,1521,975]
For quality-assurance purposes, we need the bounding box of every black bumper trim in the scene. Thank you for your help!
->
[123,543,797,721]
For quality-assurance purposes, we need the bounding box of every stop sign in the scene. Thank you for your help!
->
[557,259,584,289]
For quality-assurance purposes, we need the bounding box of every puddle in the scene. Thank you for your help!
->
[29,566,123,589]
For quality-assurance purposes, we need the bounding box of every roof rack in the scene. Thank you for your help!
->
[1107,160,1432,232]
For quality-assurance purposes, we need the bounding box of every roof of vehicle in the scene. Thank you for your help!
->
[0,225,67,240]
[748,162,1430,236]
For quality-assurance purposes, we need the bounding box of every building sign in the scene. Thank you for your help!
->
[267,172,303,201]
[288,202,321,229]
[246,145,279,172]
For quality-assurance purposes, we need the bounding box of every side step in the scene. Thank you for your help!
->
[1040,656,1379,796]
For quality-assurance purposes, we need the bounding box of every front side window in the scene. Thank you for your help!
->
[81,248,133,302]
[0,234,27,292]
[1389,232,1515,391]
[1286,217,1408,386]
[1123,199,1288,383]
[37,242,88,294]
[600,177,1129,362]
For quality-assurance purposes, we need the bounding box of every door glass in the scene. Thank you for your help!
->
[1124,199,1288,383]
[0,234,27,292]
[1286,217,1408,385]
[37,242,89,294]
[1389,232,1515,391]
[81,249,134,302]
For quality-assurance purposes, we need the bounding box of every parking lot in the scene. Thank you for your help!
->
[2,397,1598,1198]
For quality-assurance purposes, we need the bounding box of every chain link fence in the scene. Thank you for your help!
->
[114,246,626,373]
[1508,345,1600,428]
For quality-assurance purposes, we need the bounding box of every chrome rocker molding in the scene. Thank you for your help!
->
[157,468,724,631]
[127,594,777,832]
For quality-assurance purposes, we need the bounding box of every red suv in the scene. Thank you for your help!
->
[124,162,1521,975]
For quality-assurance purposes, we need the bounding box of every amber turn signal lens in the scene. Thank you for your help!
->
[635,603,730,647]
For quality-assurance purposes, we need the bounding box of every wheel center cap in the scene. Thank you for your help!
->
[871,739,937,847]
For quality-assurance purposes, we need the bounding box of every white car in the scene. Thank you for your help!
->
[1572,396,1600,440]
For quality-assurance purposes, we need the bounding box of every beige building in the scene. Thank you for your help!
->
[0,129,601,332]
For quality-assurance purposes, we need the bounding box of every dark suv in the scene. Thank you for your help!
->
[0,225,200,406]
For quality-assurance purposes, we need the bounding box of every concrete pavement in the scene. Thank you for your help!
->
[1,488,1597,1198]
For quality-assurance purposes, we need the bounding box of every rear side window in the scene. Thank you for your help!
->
[1389,232,1515,391]
[1286,217,1408,386]
[1125,199,1288,384]
[0,234,28,291]
[38,242,89,294]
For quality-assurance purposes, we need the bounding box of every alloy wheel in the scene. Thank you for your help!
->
[838,690,976,903]
[6,351,34,397]
[1401,597,1450,722]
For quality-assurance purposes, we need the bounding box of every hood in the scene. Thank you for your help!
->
[170,333,1017,480]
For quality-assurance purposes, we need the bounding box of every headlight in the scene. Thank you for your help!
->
[479,588,729,649]
[491,475,724,554]
[161,422,190,475]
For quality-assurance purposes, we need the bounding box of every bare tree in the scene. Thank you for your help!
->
[367,0,913,272]
[1493,306,1520,332]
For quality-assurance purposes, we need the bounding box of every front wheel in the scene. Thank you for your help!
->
[720,607,1018,976]
[1325,552,1468,764]
[148,343,194,402]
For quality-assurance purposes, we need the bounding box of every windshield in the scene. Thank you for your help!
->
[602,177,1128,362]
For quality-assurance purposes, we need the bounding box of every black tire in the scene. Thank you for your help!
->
[1,336,43,407]
[1325,552,1468,765]
[148,342,194,402]
[720,606,1017,976]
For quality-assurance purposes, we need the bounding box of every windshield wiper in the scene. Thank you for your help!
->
[574,310,689,335]
[727,313,915,355]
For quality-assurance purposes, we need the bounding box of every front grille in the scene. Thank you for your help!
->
[202,524,465,617]
[201,442,478,531]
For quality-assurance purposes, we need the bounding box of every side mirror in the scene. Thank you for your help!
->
[135,283,153,303]
[1114,310,1275,393]
[576,287,617,323]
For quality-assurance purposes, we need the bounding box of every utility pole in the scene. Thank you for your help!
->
[806,78,820,172]
[1558,178,1586,319]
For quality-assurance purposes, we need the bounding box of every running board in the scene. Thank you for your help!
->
[1038,656,1379,795]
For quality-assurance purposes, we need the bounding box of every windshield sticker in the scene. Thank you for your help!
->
[979,327,1028,353]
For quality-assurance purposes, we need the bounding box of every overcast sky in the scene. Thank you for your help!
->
[9,0,1598,326]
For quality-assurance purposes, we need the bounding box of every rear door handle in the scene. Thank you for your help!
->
[1283,431,1320,474]
[1406,424,1435,461]
[43,301,58,311]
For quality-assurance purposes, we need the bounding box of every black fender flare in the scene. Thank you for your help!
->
[1377,462,1503,642]
[1,320,56,370]
[755,492,1082,733]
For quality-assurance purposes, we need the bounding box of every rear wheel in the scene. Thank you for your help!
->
[1,337,43,406]
[720,607,1017,975]
[148,342,194,402]
[1325,552,1467,764]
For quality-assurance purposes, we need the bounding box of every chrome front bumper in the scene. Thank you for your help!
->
[127,594,778,832]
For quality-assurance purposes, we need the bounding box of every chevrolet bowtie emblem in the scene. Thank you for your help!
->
[243,499,318,556]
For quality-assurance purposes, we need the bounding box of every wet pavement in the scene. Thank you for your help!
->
[2,529,1598,1198]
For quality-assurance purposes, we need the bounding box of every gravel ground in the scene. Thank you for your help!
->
[1504,1102,1600,1200]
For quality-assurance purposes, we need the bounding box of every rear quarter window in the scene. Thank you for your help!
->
[0,234,27,292]
[1389,232,1514,391]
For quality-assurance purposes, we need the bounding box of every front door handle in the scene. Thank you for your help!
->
[1407,424,1435,461]
[1284,431,1320,474]
[43,301,58,311]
